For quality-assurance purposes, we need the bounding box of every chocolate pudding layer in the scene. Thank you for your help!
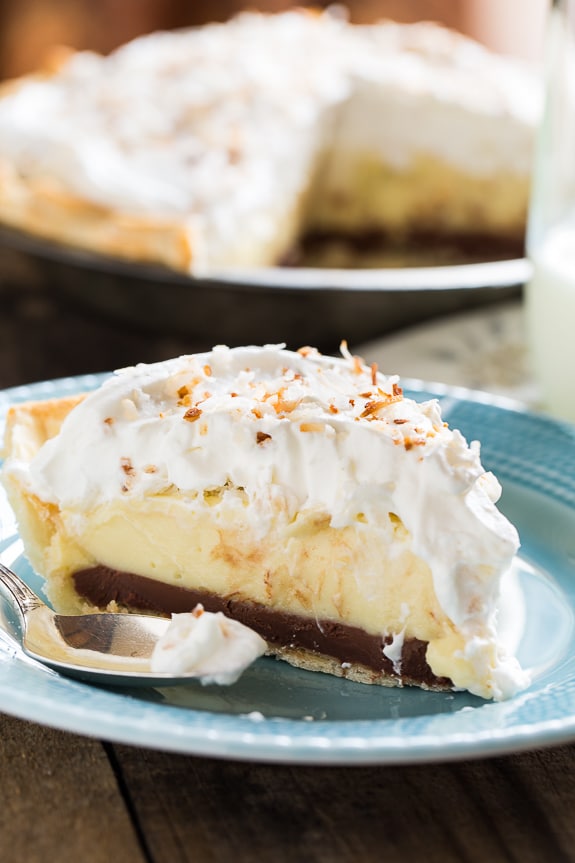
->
[73,565,452,689]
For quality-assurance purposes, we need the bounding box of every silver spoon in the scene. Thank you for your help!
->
[0,560,200,687]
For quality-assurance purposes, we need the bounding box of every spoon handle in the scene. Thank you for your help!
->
[0,561,44,617]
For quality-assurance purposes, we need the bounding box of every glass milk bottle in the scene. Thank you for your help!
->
[526,0,575,422]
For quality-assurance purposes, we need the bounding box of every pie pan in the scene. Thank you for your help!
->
[0,225,530,351]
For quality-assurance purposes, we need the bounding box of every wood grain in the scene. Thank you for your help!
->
[111,743,575,863]
[0,714,146,863]
[2,709,575,863]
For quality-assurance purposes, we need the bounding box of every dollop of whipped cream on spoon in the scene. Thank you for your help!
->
[150,604,267,684]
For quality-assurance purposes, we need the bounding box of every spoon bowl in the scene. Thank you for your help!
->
[0,561,203,686]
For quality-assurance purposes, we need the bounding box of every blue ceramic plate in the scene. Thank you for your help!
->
[1,373,574,765]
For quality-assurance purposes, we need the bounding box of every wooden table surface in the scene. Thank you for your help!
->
[1,256,575,863]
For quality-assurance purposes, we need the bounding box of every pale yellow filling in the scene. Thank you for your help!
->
[53,495,448,637]
[306,151,528,240]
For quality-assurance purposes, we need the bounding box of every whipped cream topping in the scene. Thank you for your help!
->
[0,12,349,218]
[347,21,539,176]
[7,344,527,698]
[150,604,267,683]
[0,10,538,268]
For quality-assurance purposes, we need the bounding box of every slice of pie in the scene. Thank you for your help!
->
[1,344,529,699]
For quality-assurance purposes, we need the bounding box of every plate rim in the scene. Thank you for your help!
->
[1,372,575,765]
[1,664,575,766]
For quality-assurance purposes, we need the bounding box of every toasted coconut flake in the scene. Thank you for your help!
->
[300,422,325,433]
[360,400,389,418]
[120,457,135,476]
[183,406,202,422]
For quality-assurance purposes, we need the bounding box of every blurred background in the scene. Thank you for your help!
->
[0,0,549,390]
[0,0,547,80]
